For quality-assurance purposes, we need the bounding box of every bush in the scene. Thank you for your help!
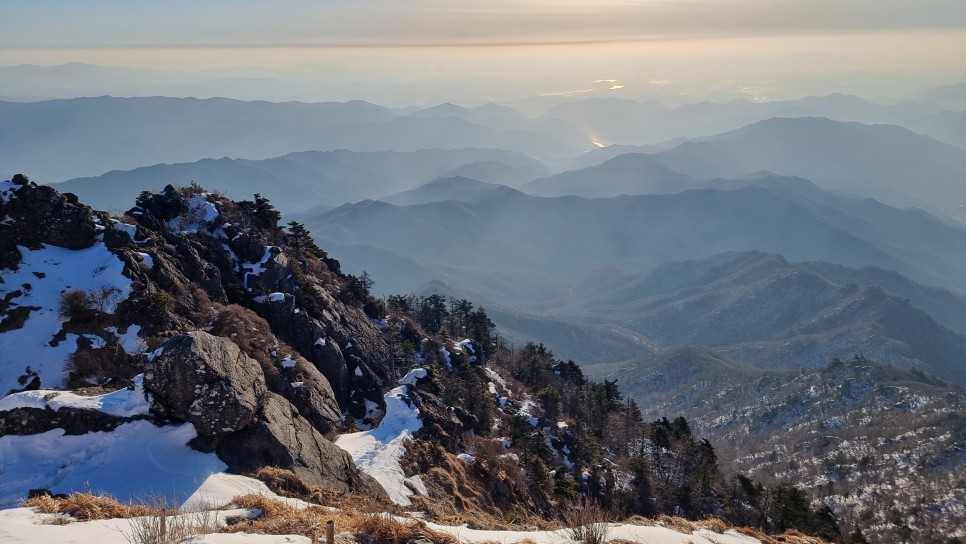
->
[66,344,140,388]
[59,287,123,323]
[562,500,610,544]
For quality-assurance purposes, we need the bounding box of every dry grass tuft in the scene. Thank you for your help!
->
[225,494,457,544]
[735,526,782,544]
[402,439,550,531]
[655,514,695,534]
[224,494,327,536]
[696,517,729,533]
[25,492,154,521]
[622,514,655,526]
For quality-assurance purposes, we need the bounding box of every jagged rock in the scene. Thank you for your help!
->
[217,392,388,499]
[0,406,142,436]
[145,331,266,439]
[264,350,342,434]
[314,338,352,405]
[0,175,98,269]
[409,389,465,451]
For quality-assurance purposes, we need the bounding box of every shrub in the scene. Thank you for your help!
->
[66,344,140,388]
[562,500,610,544]
[59,287,123,323]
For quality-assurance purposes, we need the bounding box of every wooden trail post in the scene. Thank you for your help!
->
[326,519,335,544]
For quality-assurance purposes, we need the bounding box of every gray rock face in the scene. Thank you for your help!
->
[145,331,266,439]
[217,393,388,499]
[263,349,342,434]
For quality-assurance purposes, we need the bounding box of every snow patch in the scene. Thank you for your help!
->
[0,179,22,203]
[398,368,427,386]
[241,247,274,291]
[167,193,220,234]
[0,242,132,392]
[0,374,151,417]
[335,385,424,505]
[135,251,154,268]
[0,421,226,508]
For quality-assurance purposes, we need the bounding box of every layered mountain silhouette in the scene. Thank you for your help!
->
[302,176,966,296]
[0,96,579,182]
[54,148,546,213]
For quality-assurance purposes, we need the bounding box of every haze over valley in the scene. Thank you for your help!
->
[2,2,965,543]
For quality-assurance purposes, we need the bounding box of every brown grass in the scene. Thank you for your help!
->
[249,466,392,513]
[655,514,695,534]
[224,494,456,544]
[622,515,655,526]
[735,526,783,544]
[401,439,551,531]
[225,494,327,537]
[695,517,729,533]
[25,492,154,521]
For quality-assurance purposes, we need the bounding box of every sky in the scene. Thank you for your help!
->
[1,0,965,104]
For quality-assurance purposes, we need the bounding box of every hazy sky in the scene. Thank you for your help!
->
[2,0,964,104]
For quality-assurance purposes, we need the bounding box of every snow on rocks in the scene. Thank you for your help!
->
[335,383,424,506]
[0,374,151,417]
[166,193,220,234]
[0,420,227,508]
[0,242,132,393]
[0,178,22,203]
[241,247,275,291]
[398,368,427,386]
[456,453,475,464]
[518,398,540,427]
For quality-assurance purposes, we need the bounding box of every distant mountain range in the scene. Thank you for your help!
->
[53,148,547,213]
[0,96,578,182]
[565,251,966,386]
[549,117,966,217]
[4,92,963,187]
[302,175,966,297]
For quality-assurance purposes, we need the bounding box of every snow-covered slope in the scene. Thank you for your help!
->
[335,369,428,506]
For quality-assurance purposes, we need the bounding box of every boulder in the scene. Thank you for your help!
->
[145,331,266,439]
[217,393,388,499]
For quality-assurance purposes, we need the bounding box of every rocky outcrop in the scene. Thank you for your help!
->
[145,331,266,439]
[0,406,143,436]
[0,174,98,269]
[217,392,388,499]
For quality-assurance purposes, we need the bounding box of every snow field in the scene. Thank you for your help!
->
[0,242,133,393]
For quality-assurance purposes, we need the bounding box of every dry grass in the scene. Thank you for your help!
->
[224,494,456,544]
[561,501,610,544]
[249,466,392,514]
[401,439,551,531]
[225,494,327,537]
[735,526,788,544]
[695,517,729,533]
[622,515,655,526]
[655,514,696,534]
[25,492,154,521]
